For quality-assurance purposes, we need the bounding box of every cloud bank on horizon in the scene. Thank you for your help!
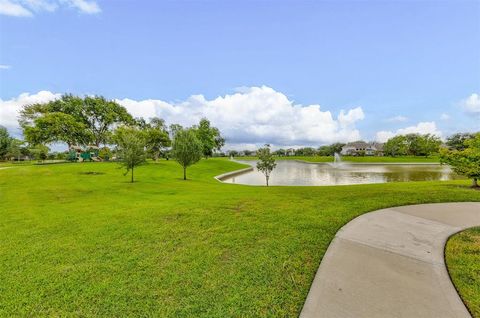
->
[0,87,478,150]
[0,0,100,17]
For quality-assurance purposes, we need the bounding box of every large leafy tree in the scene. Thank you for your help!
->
[113,126,147,183]
[172,128,203,180]
[194,118,225,158]
[256,144,277,186]
[440,133,480,188]
[20,94,133,147]
[446,132,476,151]
[384,135,408,157]
[82,96,134,146]
[23,112,91,147]
[384,134,441,157]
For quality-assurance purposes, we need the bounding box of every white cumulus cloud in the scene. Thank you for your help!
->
[64,0,100,14]
[117,86,366,148]
[440,113,450,120]
[0,0,100,16]
[375,121,442,142]
[460,93,480,116]
[385,115,408,123]
[0,0,32,16]
[0,87,367,148]
[0,64,12,69]
[0,91,60,135]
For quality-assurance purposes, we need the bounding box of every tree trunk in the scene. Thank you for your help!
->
[473,178,479,188]
[266,176,269,187]
[183,167,186,180]
[131,167,134,183]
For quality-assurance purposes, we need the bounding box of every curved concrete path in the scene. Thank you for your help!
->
[301,202,480,318]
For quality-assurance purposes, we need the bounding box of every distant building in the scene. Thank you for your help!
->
[341,141,384,156]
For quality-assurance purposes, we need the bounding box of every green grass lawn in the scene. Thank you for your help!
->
[237,155,440,163]
[446,227,480,318]
[0,159,478,317]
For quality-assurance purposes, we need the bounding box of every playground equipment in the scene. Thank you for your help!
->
[68,145,101,162]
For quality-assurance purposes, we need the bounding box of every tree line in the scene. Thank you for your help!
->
[0,94,224,182]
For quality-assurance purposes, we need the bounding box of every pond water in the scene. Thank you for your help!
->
[220,160,459,186]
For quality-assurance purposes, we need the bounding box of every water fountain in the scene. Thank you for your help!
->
[329,152,343,168]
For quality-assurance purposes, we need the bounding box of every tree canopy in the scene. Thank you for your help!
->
[20,94,133,147]
[193,118,225,158]
[139,117,171,160]
[0,126,12,160]
[172,128,203,180]
[440,133,480,187]
[384,134,441,157]
[256,144,277,186]
[113,126,147,183]
[446,133,476,151]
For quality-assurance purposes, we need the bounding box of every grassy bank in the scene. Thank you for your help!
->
[446,227,480,317]
[0,159,477,317]
[236,155,440,163]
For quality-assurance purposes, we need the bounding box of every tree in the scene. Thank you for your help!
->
[440,133,480,187]
[194,118,225,158]
[256,144,276,186]
[0,126,12,160]
[141,117,171,161]
[317,145,332,156]
[23,112,91,147]
[113,126,147,183]
[29,144,49,162]
[383,135,408,157]
[172,128,203,180]
[330,143,346,155]
[227,150,239,157]
[420,134,442,157]
[20,94,133,147]
[7,139,24,161]
[295,147,316,156]
[169,124,183,139]
[273,148,286,156]
[446,133,476,151]
[403,134,441,156]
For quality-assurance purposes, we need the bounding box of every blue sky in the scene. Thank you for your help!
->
[0,0,479,148]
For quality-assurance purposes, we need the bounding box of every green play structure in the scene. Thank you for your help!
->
[68,146,101,162]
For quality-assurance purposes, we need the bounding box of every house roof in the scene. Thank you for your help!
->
[342,141,384,150]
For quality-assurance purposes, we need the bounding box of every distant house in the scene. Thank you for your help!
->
[286,148,296,156]
[341,141,384,156]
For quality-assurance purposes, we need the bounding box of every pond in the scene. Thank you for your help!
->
[220,160,459,186]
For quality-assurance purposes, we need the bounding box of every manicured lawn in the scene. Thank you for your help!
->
[446,227,480,318]
[237,155,440,163]
[0,159,478,317]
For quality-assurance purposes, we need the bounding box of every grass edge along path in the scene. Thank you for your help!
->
[446,227,480,318]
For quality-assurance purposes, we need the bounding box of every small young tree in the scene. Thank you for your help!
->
[172,128,203,180]
[113,126,147,183]
[256,144,276,186]
[0,126,12,160]
[440,133,480,188]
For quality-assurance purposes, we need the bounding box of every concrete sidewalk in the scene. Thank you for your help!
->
[300,202,480,318]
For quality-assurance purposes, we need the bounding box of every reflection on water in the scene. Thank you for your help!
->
[222,160,460,186]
